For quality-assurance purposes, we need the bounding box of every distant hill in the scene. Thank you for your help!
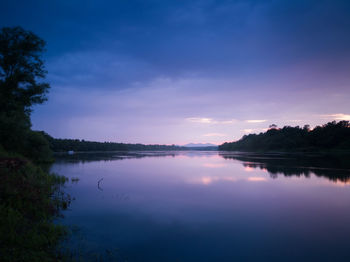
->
[184,143,218,148]
[219,121,350,152]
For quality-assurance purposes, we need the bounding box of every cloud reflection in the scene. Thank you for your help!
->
[189,176,237,185]
[189,175,267,186]
[247,177,267,182]
[203,163,227,168]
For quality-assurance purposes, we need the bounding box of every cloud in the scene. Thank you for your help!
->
[203,133,227,137]
[288,119,303,122]
[186,117,237,125]
[245,120,267,123]
[220,119,238,124]
[47,51,156,89]
[321,114,350,121]
[186,117,214,124]
[242,128,268,134]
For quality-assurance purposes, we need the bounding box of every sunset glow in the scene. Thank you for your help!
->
[0,0,347,144]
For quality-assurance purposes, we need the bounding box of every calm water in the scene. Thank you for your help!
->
[52,151,350,262]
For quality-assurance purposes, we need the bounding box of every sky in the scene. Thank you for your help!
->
[1,0,350,145]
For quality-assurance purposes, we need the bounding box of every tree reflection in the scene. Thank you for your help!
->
[54,151,350,184]
[53,151,178,164]
[220,152,350,183]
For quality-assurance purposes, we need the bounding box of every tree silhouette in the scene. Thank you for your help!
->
[0,26,49,113]
[0,27,50,156]
[219,121,350,152]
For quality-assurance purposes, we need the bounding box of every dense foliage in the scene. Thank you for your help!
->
[0,156,70,261]
[219,121,350,152]
[0,27,51,161]
[0,27,68,261]
[39,132,185,152]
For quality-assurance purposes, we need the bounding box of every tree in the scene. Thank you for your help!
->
[0,26,50,154]
[219,121,350,152]
[0,26,49,113]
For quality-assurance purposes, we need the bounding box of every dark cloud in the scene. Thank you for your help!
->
[2,0,350,142]
[2,0,350,88]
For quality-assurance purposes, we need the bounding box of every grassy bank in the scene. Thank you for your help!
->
[0,153,70,261]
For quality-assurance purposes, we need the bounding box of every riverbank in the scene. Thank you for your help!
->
[0,154,70,261]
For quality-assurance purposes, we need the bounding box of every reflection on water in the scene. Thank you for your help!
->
[53,151,350,262]
[219,152,350,183]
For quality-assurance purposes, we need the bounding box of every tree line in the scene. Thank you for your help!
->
[0,27,70,261]
[0,27,188,158]
[40,132,186,152]
[219,121,350,152]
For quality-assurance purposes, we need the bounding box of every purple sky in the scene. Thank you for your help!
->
[2,0,350,144]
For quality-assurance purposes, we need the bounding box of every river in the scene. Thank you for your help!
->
[52,151,350,261]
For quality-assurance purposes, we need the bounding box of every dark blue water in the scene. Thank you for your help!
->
[53,151,350,262]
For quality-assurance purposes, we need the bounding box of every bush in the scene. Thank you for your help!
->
[0,157,70,261]
[22,131,54,162]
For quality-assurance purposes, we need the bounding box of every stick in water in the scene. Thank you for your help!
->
[98,178,104,191]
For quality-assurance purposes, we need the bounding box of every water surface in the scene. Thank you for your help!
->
[53,151,350,261]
